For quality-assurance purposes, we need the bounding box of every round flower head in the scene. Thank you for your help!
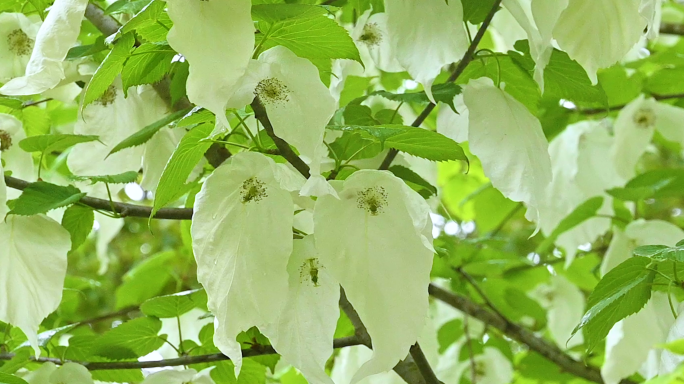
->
[0,13,40,82]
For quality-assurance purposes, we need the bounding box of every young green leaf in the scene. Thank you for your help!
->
[389,165,437,198]
[61,205,94,251]
[9,182,86,216]
[350,83,463,113]
[92,317,166,359]
[0,372,28,384]
[572,256,655,351]
[19,134,100,154]
[72,171,139,185]
[108,107,192,156]
[140,289,207,319]
[121,43,176,92]
[152,123,213,217]
[82,32,136,108]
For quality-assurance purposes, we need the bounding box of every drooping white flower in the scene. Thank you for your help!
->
[463,77,552,224]
[536,121,624,265]
[166,0,253,130]
[640,0,663,40]
[612,95,684,180]
[140,127,185,193]
[0,0,89,95]
[225,46,337,196]
[351,10,403,73]
[601,219,684,275]
[263,235,340,384]
[659,304,684,375]
[24,362,58,383]
[530,275,585,348]
[552,0,645,83]
[0,13,40,83]
[502,0,568,90]
[314,170,434,383]
[141,368,214,384]
[0,215,71,354]
[191,151,303,375]
[602,293,675,384]
[48,362,94,384]
[436,95,468,144]
[384,0,468,102]
[0,112,35,185]
[331,346,404,384]
[67,82,168,177]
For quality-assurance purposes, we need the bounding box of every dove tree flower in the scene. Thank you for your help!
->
[385,0,468,102]
[314,170,434,383]
[0,0,89,95]
[225,46,337,196]
[191,151,303,375]
[166,0,253,131]
[0,13,40,83]
[0,113,34,184]
[141,368,215,384]
[351,10,403,74]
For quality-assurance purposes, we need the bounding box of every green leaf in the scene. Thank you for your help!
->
[120,0,166,35]
[93,317,166,359]
[0,372,28,384]
[170,61,190,106]
[351,83,463,112]
[72,171,139,185]
[61,205,94,251]
[105,0,149,15]
[461,0,498,24]
[0,97,23,110]
[66,36,108,59]
[152,123,214,217]
[535,197,604,254]
[646,67,684,96]
[660,339,684,355]
[19,134,100,154]
[83,33,136,108]
[255,7,361,63]
[327,124,468,162]
[252,4,326,23]
[328,131,382,162]
[633,245,670,258]
[572,256,655,351]
[116,251,177,309]
[109,107,192,156]
[607,177,675,202]
[121,43,176,92]
[389,165,437,198]
[9,182,86,216]
[19,106,50,137]
[140,289,207,318]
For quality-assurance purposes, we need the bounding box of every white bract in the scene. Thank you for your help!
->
[264,235,340,384]
[0,113,34,185]
[351,10,402,73]
[0,215,71,354]
[537,121,624,265]
[0,13,40,82]
[141,368,214,384]
[601,219,684,275]
[48,362,94,384]
[612,95,684,180]
[385,0,468,102]
[157,308,213,359]
[659,304,684,375]
[552,0,645,83]
[603,293,675,384]
[141,127,185,192]
[225,46,337,196]
[67,82,168,177]
[191,151,302,374]
[0,0,89,95]
[436,95,468,143]
[457,347,514,384]
[463,77,552,225]
[314,170,433,383]
[530,275,584,348]
[166,0,253,130]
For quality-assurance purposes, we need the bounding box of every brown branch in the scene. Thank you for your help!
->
[576,93,684,115]
[251,98,311,178]
[0,336,362,370]
[660,23,684,36]
[4,176,193,220]
[378,0,502,170]
[428,284,637,384]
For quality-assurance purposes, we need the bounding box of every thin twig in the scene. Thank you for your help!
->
[575,93,684,115]
[378,0,503,170]
[463,316,477,384]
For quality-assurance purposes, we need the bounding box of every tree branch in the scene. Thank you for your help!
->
[428,284,637,384]
[575,92,684,115]
[378,0,502,170]
[251,98,311,178]
[4,176,193,220]
[0,336,362,370]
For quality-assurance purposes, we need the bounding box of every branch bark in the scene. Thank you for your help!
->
[378,0,502,170]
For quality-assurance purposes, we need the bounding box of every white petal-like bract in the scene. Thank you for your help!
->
[314,170,433,383]
[552,0,645,83]
[49,362,94,384]
[463,77,552,223]
[0,215,71,354]
[0,13,41,82]
[68,83,168,176]
[166,0,253,129]
[0,112,34,184]
[191,151,301,374]
[0,0,89,95]
[265,235,340,384]
[385,0,468,102]
[351,11,403,73]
